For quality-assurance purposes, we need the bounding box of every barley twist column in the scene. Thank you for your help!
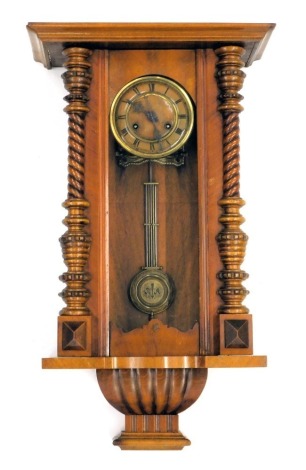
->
[57,47,93,356]
[215,46,253,355]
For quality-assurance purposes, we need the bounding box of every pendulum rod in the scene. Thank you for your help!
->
[144,162,159,268]
[129,160,175,317]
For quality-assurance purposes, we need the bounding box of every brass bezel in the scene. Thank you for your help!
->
[110,75,194,159]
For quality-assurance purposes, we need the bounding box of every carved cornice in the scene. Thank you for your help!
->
[27,22,275,68]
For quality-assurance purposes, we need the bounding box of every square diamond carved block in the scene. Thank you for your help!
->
[58,315,92,356]
[219,314,253,355]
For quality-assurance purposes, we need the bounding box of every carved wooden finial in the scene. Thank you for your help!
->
[62,47,92,115]
[215,46,245,113]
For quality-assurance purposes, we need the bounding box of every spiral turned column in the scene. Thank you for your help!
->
[57,47,93,357]
[215,46,253,355]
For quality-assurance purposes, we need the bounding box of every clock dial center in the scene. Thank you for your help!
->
[127,94,176,142]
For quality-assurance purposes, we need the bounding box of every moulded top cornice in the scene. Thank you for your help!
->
[27,22,275,69]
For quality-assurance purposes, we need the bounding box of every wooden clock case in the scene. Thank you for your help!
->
[27,22,275,450]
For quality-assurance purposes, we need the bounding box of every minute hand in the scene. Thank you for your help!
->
[144,109,162,140]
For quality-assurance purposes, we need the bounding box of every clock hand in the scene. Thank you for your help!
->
[132,101,159,123]
[152,124,162,141]
[142,98,163,140]
[144,110,158,123]
[131,101,162,140]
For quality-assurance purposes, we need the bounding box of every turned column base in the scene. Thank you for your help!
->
[219,313,253,355]
[58,315,92,356]
[113,415,190,450]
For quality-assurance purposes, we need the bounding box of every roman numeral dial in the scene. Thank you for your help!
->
[110,75,194,158]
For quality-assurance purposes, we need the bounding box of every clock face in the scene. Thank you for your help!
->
[110,75,194,158]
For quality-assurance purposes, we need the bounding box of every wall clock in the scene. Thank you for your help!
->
[27,22,275,450]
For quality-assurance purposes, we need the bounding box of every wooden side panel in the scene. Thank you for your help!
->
[196,49,223,355]
[85,50,110,356]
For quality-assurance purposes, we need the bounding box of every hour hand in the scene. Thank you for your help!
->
[144,109,158,123]
[132,101,158,123]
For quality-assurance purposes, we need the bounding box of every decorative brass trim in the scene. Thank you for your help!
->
[116,147,187,167]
